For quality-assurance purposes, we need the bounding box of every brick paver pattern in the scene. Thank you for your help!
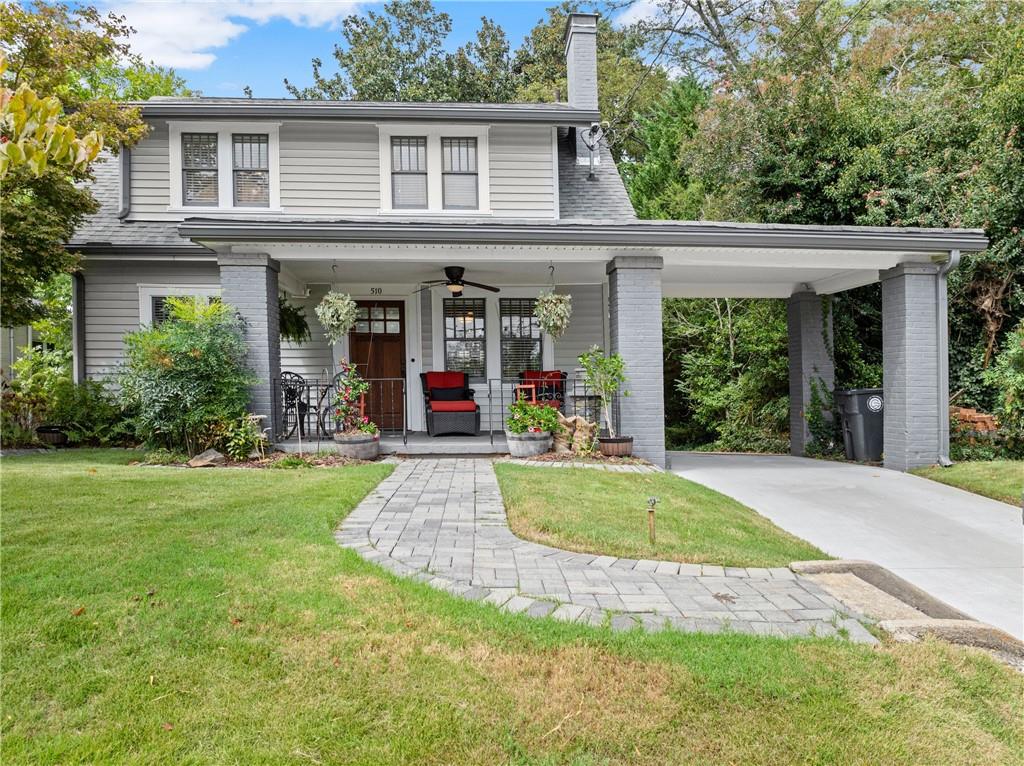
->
[336,459,876,642]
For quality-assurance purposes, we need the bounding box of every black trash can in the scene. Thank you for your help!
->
[834,388,884,462]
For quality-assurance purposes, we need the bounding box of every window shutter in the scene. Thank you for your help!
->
[500,299,542,378]
[151,296,170,326]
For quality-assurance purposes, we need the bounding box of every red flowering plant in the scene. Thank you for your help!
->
[332,359,375,435]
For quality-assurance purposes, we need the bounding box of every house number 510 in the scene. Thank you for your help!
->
[370,287,382,295]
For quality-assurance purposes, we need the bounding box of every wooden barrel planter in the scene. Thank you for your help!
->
[598,436,633,458]
[506,431,552,458]
[332,432,380,460]
[35,426,68,446]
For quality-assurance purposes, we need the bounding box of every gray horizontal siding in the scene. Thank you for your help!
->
[489,125,555,218]
[279,123,380,215]
[553,283,606,372]
[280,285,334,380]
[82,260,220,380]
[129,120,171,217]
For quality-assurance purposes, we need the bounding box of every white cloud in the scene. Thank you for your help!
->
[613,0,662,27]
[107,1,360,70]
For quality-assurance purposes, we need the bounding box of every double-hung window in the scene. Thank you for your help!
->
[441,137,478,210]
[499,298,542,378]
[232,134,270,207]
[391,137,428,209]
[443,298,486,379]
[181,133,219,206]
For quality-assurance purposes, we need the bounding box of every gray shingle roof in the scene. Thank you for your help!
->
[557,128,636,222]
[70,128,637,251]
[68,155,207,251]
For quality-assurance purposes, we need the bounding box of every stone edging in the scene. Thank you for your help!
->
[496,457,660,473]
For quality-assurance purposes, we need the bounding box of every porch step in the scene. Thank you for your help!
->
[276,433,509,457]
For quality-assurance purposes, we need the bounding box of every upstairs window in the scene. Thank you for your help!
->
[443,298,486,379]
[499,298,542,378]
[391,137,428,209]
[441,137,478,210]
[232,134,269,207]
[182,133,218,206]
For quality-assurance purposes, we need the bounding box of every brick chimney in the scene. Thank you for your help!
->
[564,12,600,164]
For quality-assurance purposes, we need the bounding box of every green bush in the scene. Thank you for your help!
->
[271,454,313,469]
[120,297,255,454]
[982,322,1024,458]
[222,414,268,461]
[142,448,189,465]
[45,378,133,445]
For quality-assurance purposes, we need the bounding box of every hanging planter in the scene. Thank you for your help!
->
[314,291,358,345]
[279,298,311,344]
[534,291,572,339]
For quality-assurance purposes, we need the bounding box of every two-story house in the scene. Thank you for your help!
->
[68,13,987,469]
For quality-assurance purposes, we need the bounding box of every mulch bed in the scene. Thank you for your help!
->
[508,451,651,466]
[137,450,385,470]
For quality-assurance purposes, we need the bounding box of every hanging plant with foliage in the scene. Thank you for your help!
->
[279,298,311,345]
[534,291,572,339]
[314,291,358,344]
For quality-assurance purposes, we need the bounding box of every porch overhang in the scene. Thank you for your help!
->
[177,217,987,299]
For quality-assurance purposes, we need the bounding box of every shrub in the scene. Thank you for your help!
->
[222,414,268,461]
[506,399,561,434]
[271,454,313,469]
[46,378,133,445]
[983,322,1024,457]
[578,346,629,438]
[142,448,188,465]
[120,297,255,454]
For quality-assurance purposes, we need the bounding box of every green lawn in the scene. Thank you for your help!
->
[496,464,827,568]
[2,450,1022,765]
[912,460,1022,506]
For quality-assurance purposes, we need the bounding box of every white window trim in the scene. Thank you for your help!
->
[138,284,222,326]
[378,123,490,215]
[167,122,281,213]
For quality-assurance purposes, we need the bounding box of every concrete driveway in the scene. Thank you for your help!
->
[669,452,1023,639]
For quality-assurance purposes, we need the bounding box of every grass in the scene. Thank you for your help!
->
[2,450,1022,765]
[911,460,1022,505]
[496,464,827,568]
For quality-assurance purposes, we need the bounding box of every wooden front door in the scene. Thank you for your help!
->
[348,301,405,430]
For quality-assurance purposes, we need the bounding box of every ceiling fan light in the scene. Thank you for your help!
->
[446,283,463,293]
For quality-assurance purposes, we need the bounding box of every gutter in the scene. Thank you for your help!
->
[936,249,961,467]
[117,147,131,220]
[176,218,990,254]
[134,101,601,125]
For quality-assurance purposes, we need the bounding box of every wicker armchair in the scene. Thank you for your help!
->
[420,371,480,436]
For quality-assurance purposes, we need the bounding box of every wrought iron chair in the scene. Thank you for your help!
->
[519,370,567,411]
[280,371,312,438]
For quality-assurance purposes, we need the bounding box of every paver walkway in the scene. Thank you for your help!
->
[336,458,875,642]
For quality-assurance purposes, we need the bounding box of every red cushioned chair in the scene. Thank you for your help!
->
[519,370,567,411]
[420,371,480,436]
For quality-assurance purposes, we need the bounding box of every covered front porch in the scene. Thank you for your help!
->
[180,217,988,470]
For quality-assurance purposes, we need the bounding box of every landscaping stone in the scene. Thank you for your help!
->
[336,458,874,642]
[188,448,225,468]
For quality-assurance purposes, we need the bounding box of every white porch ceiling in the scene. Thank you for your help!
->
[254,242,947,299]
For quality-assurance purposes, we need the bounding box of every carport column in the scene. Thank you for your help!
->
[881,263,946,471]
[787,291,834,456]
[606,256,666,468]
[218,253,281,439]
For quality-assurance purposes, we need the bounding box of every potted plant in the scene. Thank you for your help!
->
[331,359,380,459]
[534,291,572,339]
[578,346,632,457]
[505,398,560,457]
[314,291,358,345]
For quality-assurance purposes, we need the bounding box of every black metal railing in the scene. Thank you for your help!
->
[274,375,407,448]
[484,376,617,444]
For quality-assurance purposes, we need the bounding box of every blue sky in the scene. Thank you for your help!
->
[96,1,634,98]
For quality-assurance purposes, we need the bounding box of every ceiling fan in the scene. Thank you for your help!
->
[414,266,500,298]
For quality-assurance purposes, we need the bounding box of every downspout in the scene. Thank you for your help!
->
[936,249,961,467]
[117,146,131,219]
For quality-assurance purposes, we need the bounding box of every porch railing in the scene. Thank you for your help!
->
[274,375,407,448]
[483,376,617,444]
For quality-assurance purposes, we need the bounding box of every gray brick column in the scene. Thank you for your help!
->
[218,253,280,438]
[606,256,665,467]
[787,291,835,456]
[881,263,946,471]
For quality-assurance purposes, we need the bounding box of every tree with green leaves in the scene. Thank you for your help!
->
[285,0,517,103]
[0,1,191,328]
